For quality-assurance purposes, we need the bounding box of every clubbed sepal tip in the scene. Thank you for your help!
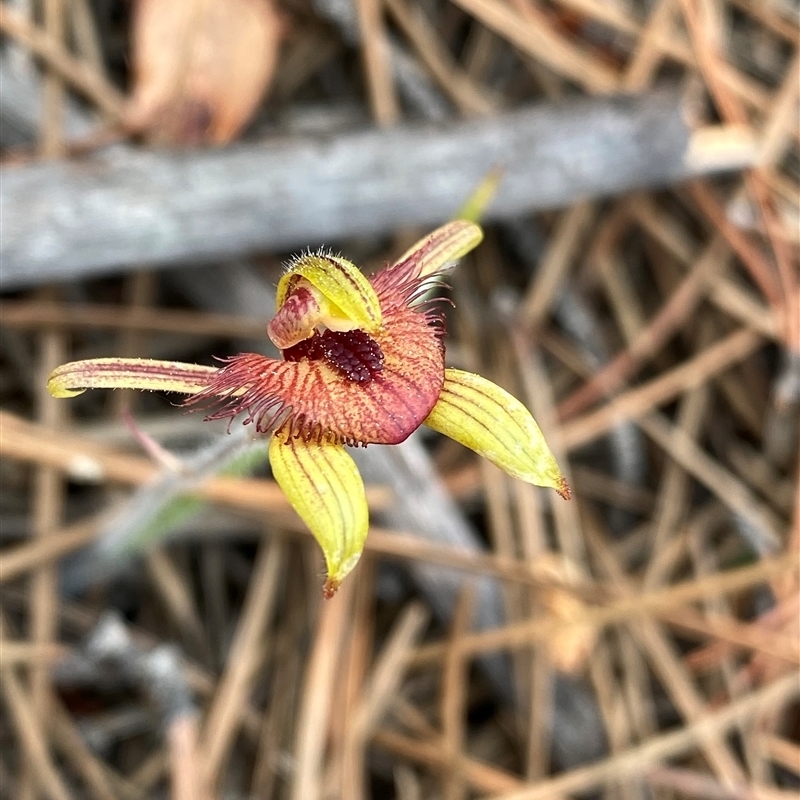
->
[323,577,341,599]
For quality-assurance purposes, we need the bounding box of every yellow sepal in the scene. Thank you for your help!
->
[424,369,570,498]
[275,253,383,333]
[269,431,369,596]
[47,358,218,398]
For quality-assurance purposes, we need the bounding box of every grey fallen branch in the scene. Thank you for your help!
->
[354,436,512,697]
[1,88,753,289]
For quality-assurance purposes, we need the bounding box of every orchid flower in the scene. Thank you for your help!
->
[48,222,570,597]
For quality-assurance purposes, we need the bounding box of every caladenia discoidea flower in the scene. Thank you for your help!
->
[48,221,570,597]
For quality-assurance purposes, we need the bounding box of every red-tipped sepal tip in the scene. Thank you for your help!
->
[557,477,572,501]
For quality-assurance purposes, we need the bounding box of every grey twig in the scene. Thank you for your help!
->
[2,89,721,289]
[355,435,515,703]
[764,349,800,469]
[85,611,195,726]
[60,424,263,595]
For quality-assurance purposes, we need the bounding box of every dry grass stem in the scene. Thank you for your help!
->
[561,328,764,449]
[0,4,126,118]
[291,579,353,800]
[485,673,799,800]
[0,300,272,339]
[409,552,798,664]
[355,0,399,125]
[441,587,474,800]
[200,539,285,788]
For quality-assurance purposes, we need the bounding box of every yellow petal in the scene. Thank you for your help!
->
[269,431,369,596]
[275,253,382,333]
[47,358,218,398]
[424,369,570,498]
[393,221,483,279]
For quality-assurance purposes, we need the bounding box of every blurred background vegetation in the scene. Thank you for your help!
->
[0,0,798,798]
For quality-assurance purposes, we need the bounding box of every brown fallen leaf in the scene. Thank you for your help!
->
[127,0,282,145]
[531,552,598,673]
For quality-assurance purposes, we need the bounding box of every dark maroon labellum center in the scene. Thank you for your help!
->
[283,329,384,384]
